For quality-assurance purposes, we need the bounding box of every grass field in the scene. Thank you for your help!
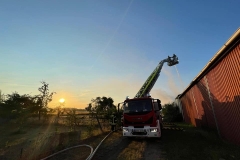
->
[0,115,110,160]
[162,123,240,160]
[0,117,239,160]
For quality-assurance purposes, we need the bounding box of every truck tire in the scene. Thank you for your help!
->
[160,123,163,137]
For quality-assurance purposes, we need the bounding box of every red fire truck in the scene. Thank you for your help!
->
[118,54,179,138]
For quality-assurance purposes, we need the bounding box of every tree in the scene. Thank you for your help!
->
[0,92,21,118]
[162,102,183,122]
[1,92,34,118]
[85,96,116,113]
[37,81,56,120]
[85,96,117,132]
[0,90,4,103]
[56,100,65,118]
[0,92,39,132]
[0,82,56,123]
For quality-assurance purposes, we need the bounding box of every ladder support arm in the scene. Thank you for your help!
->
[134,54,179,98]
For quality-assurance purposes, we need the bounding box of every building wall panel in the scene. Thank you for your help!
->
[192,84,209,127]
[206,42,240,144]
[195,78,216,128]
[180,39,240,145]
[181,91,197,126]
[189,88,199,126]
[180,94,191,124]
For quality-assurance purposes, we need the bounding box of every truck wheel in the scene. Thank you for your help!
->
[160,124,163,137]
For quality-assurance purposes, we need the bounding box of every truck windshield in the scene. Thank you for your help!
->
[123,100,152,113]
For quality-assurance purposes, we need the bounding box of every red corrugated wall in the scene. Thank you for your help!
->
[207,43,240,144]
[180,42,240,144]
[181,90,197,126]
[198,77,217,129]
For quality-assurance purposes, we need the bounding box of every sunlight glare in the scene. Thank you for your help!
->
[59,98,65,103]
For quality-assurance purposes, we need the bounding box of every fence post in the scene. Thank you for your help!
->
[95,113,103,133]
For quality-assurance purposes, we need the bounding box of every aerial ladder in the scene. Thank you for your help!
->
[118,54,179,138]
[135,54,179,98]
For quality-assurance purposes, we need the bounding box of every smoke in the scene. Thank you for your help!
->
[162,67,181,95]
[151,88,175,105]
[150,66,183,105]
[48,62,184,109]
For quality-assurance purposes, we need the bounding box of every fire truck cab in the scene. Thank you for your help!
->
[119,96,163,138]
[118,54,179,138]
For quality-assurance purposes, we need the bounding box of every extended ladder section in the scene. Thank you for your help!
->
[135,54,179,98]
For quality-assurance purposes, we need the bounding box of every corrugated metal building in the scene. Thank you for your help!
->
[178,28,240,145]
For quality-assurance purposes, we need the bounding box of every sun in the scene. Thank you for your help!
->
[59,98,65,103]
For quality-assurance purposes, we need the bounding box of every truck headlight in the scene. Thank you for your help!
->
[150,129,158,132]
[123,128,129,132]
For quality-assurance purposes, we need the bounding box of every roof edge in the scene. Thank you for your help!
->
[179,27,240,98]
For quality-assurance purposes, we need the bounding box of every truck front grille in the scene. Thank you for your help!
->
[132,132,147,135]
[124,117,153,125]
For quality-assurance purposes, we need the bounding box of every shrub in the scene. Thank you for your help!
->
[162,102,183,122]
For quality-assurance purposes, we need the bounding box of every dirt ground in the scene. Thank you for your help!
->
[3,121,238,160]
[38,123,240,160]
[92,131,167,160]
[42,130,167,160]
[0,117,110,160]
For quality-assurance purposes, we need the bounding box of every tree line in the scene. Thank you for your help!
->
[0,81,118,125]
[0,81,55,121]
[0,81,182,125]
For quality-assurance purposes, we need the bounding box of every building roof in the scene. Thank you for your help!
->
[179,28,240,98]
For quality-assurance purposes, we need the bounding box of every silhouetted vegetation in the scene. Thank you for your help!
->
[85,96,117,119]
[37,81,56,120]
[0,83,121,159]
[0,81,55,123]
[162,102,183,122]
[85,96,118,133]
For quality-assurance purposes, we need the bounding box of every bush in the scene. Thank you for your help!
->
[162,103,183,122]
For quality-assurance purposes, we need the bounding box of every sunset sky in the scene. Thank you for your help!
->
[1,0,239,108]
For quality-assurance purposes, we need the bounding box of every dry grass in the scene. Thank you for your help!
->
[162,122,240,160]
[0,116,110,160]
[118,140,146,160]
